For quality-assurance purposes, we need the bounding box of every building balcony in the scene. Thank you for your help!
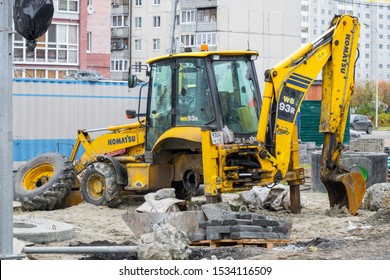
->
[111,3,129,14]
[197,21,217,32]
[111,27,129,38]
[195,0,217,9]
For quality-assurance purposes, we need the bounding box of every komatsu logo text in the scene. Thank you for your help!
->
[341,33,351,74]
[108,135,135,146]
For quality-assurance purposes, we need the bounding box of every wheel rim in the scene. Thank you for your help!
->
[87,174,105,201]
[22,163,54,191]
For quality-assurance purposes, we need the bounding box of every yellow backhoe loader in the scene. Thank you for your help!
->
[14,14,365,215]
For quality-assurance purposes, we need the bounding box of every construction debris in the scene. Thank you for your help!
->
[362,182,390,211]
[137,219,191,260]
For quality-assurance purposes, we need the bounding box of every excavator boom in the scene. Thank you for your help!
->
[257,15,365,215]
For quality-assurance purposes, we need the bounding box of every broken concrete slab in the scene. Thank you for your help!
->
[201,203,231,220]
[138,219,191,260]
[122,210,206,237]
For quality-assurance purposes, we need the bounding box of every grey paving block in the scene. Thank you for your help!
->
[206,226,232,240]
[271,226,289,234]
[222,212,241,219]
[239,213,266,220]
[252,219,280,226]
[230,225,272,233]
[188,233,206,242]
[230,231,280,240]
[222,219,252,225]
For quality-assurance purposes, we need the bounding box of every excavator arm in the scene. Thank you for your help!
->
[257,15,365,215]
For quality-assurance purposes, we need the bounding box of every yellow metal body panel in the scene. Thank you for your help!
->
[202,15,365,214]
[147,50,259,64]
[72,123,145,173]
[151,127,202,153]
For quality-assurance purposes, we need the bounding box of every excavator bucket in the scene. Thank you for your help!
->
[322,171,366,215]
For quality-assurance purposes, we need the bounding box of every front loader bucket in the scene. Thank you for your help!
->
[322,171,366,215]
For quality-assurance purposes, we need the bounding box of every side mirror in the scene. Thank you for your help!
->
[128,75,137,88]
[126,110,136,119]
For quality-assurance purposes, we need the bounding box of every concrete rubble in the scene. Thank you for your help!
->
[363,182,390,211]
[137,219,191,260]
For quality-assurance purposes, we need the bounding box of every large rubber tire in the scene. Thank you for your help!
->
[14,153,76,211]
[366,125,373,134]
[80,162,122,207]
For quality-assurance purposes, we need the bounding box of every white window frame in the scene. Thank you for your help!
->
[153,0,161,5]
[13,23,79,66]
[111,59,129,72]
[58,0,79,13]
[153,16,161,28]
[153,38,160,51]
[134,39,142,51]
[196,32,216,46]
[181,10,196,24]
[87,32,92,52]
[135,0,142,6]
[134,61,142,73]
[135,17,142,28]
[180,34,195,47]
[112,15,129,28]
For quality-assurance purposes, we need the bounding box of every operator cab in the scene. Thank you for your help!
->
[129,51,262,151]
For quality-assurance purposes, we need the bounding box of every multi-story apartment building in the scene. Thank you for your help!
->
[13,0,111,79]
[301,0,390,81]
[110,0,130,80]
[130,0,302,82]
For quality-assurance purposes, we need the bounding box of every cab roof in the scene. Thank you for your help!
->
[147,50,259,64]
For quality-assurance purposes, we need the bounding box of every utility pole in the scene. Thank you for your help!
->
[0,0,18,259]
[168,0,179,54]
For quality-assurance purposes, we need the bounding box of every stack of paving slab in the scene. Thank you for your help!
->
[189,203,291,242]
[197,212,290,241]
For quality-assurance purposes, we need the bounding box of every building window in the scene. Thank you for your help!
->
[87,32,92,52]
[134,39,142,51]
[135,0,142,6]
[379,44,383,49]
[153,38,160,50]
[134,62,142,73]
[112,15,129,27]
[196,32,216,46]
[58,0,78,12]
[181,34,195,47]
[365,13,370,19]
[175,15,180,26]
[365,33,370,39]
[365,53,369,58]
[153,0,160,5]
[111,60,129,72]
[197,8,217,22]
[153,16,161,28]
[365,43,370,48]
[13,23,78,65]
[111,38,128,50]
[379,24,383,29]
[181,10,196,24]
[135,17,142,28]
[379,64,383,69]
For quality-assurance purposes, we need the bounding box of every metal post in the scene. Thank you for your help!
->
[0,0,19,259]
[168,0,179,54]
[364,23,379,128]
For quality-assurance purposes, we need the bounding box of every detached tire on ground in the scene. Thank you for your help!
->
[80,162,122,207]
[14,153,76,211]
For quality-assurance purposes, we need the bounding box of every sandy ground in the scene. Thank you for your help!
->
[13,188,390,260]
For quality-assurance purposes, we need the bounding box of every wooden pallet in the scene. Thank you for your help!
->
[190,238,293,250]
